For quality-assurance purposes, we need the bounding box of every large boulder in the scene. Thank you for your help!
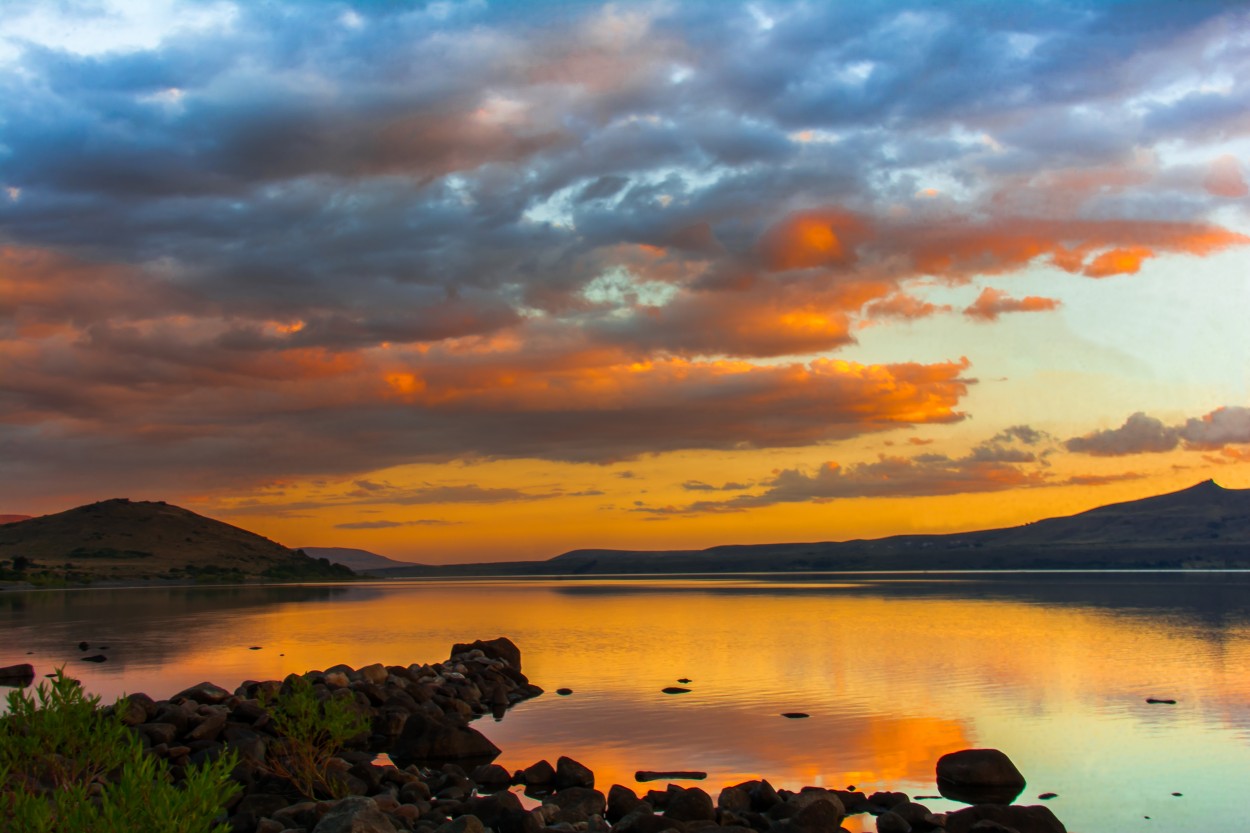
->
[936,749,1026,805]
[388,710,500,768]
[943,804,1066,833]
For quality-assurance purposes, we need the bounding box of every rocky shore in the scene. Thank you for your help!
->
[5,639,1067,833]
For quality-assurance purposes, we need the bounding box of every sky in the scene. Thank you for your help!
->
[1,0,1249,564]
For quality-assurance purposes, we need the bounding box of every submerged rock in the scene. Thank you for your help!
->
[0,663,35,686]
[636,770,708,782]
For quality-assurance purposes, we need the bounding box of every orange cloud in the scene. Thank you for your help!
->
[1083,246,1153,277]
[899,219,1248,281]
[863,292,952,321]
[758,210,871,272]
[963,287,1060,321]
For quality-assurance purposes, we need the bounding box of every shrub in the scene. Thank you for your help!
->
[0,670,240,833]
[260,676,371,798]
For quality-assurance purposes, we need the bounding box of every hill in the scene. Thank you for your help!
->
[0,515,32,525]
[373,480,1250,577]
[0,499,355,585]
[297,546,424,573]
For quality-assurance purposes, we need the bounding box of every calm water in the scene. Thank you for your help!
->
[3,573,1250,833]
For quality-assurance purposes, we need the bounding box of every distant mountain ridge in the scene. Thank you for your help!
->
[0,499,354,584]
[373,480,1250,576]
[297,546,424,573]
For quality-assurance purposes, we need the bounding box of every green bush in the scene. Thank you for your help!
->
[261,676,371,799]
[0,670,241,833]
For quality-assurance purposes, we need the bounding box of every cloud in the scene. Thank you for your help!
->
[1204,155,1248,198]
[1066,406,1250,456]
[963,288,1060,321]
[1179,406,1250,449]
[3,1,1249,506]
[334,519,455,530]
[681,480,751,492]
[1065,412,1180,456]
[864,292,952,321]
[993,425,1050,446]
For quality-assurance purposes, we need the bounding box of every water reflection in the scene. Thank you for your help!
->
[2,576,1249,833]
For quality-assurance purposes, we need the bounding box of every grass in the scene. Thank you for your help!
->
[0,670,241,833]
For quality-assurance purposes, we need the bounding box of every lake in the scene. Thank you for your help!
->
[3,573,1250,833]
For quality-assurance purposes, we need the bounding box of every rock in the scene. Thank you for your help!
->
[867,792,909,813]
[557,688,573,696]
[676,679,691,684]
[944,805,1066,833]
[607,785,647,822]
[0,663,35,686]
[174,682,231,704]
[661,687,691,694]
[665,786,715,822]
[312,796,399,833]
[476,795,541,833]
[137,722,179,746]
[231,793,292,831]
[614,807,682,833]
[78,641,89,650]
[187,710,229,742]
[792,798,844,833]
[936,749,1026,805]
[437,815,485,833]
[717,786,751,814]
[389,710,501,768]
[359,663,389,685]
[876,811,911,833]
[547,787,607,822]
[636,771,707,782]
[1145,698,1177,705]
[115,696,150,727]
[81,654,107,663]
[471,763,514,793]
[885,801,935,828]
[555,755,595,789]
[780,713,809,719]
[523,759,557,792]
[450,637,521,669]
[1038,793,1057,800]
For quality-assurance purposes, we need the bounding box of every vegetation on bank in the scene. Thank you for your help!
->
[0,671,240,833]
[0,668,375,830]
[0,551,356,587]
[261,676,372,799]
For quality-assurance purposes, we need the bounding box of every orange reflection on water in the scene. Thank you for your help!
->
[5,577,1250,833]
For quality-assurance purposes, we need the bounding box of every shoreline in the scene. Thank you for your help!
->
[2,637,1067,833]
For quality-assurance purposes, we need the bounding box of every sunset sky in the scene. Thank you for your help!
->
[2,0,1248,563]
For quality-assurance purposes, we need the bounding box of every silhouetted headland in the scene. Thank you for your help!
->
[372,480,1250,577]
